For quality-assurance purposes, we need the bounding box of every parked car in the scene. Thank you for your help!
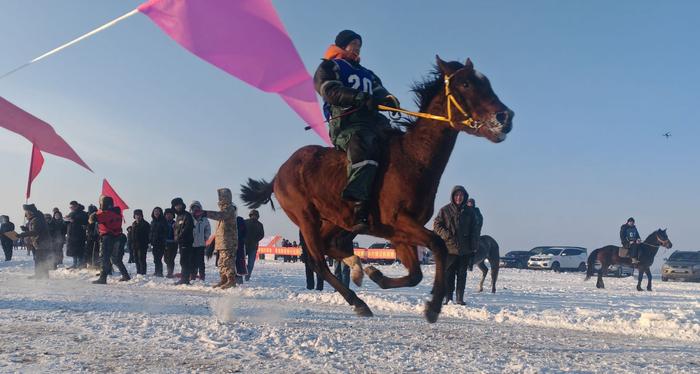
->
[500,251,531,269]
[528,247,588,272]
[594,261,634,277]
[661,251,700,282]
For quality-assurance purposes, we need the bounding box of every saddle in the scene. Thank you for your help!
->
[617,246,630,258]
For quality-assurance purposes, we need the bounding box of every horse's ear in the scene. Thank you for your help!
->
[464,58,474,72]
[436,55,455,75]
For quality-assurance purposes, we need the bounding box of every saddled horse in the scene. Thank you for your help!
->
[472,235,500,293]
[585,229,672,291]
[241,57,513,323]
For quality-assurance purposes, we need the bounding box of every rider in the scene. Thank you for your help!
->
[313,29,400,233]
[620,217,641,263]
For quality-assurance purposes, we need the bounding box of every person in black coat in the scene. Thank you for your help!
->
[172,198,194,285]
[66,201,88,269]
[131,209,151,275]
[0,215,15,261]
[84,204,99,268]
[149,207,168,277]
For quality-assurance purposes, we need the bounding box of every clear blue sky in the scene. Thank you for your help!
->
[1,0,698,251]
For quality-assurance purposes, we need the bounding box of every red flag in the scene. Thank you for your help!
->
[26,144,44,199]
[138,0,330,144]
[102,179,129,213]
[0,97,92,171]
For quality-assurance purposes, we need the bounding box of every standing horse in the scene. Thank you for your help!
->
[241,57,513,323]
[473,235,500,293]
[585,229,672,291]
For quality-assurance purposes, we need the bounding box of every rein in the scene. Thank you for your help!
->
[377,73,480,130]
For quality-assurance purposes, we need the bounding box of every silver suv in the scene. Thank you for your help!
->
[661,251,700,282]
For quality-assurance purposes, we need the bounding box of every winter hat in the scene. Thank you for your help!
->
[335,30,362,49]
[53,207,60,214]
[627,217,635,223]
[190,200,203,211]
[87,204,97,214]
[133,209,144,218]
[164,208,175,216]
[171,197,185,209]
[217,188,233,205]
[22,204,37,212]
[69,200,79,207]
[249,209,260,218]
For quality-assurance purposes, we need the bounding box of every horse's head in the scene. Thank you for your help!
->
[655,228,673,249]
[436,56,513,143]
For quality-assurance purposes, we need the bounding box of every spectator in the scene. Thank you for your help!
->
[0,215,15,261]
[163,208,178,278]
[84,205,99,268]
[235,215,247,284]
[126,226,133,267]
[433,186,480,305]
[131,209,151,275]
[92,196,130,284]
[190,201,211,281]
[300,231,323,291]
[17,204,52,279]
[45,212,64,269]
[244,210,265,281]
[333,232,353,288]
[51,209,67,267]
[202,188,237,289]
[66,201,88,269]
[149,207,168,277]
[172,197,194,285]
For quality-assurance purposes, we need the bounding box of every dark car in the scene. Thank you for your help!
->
[661,251,700,282]
[500,251,531,269]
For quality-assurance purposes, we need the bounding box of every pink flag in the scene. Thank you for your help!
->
[138,0,330,144]
[26,144,44,199]
[102,179,129,213]
[0,96,92,171]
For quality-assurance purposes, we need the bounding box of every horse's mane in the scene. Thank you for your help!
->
[643,229,660,243]
[395,61,465,132]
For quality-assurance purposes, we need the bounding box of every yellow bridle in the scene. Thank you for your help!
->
[377,73,480,130]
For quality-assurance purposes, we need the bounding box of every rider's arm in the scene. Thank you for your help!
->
[314,60,362,107]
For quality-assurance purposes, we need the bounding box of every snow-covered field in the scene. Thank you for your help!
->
[1,251,699,373]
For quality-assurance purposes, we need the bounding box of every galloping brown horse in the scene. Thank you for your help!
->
[585,229,672,291]
[241,57,513,323]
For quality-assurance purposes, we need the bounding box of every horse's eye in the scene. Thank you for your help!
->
[462,82,470,88]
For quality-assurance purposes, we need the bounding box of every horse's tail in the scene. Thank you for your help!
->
[584,248,599,281]
[240,177,276,210]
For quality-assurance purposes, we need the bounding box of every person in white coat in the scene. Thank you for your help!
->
[190,201,211,281]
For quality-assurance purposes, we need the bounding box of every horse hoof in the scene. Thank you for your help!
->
[424,302,440,323]
[365,266,383,283]
[353,303,373,318]
[491,289,496,294]
[637,287,643,292]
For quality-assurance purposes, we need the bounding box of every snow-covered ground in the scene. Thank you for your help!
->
[1,251,699,373]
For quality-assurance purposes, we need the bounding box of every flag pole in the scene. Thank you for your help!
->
[0,8,140,80]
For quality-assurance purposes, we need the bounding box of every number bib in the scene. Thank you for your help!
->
[323,59,375,120]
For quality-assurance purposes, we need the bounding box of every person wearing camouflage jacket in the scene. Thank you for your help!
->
[203,188,238,289]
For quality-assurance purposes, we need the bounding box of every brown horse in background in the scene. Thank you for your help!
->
[241,57,513,323]
[585,229,672,291]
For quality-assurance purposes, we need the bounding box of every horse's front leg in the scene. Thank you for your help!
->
[646,268,653,291]
[364,242,422,289]
[636,268,644,291]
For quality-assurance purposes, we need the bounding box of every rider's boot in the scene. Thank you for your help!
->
[351,201,370,234]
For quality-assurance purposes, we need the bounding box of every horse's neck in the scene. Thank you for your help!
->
[400,96,459,172]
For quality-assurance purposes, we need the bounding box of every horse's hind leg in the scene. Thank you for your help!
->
[596,262,607,289]
[477,262,488,293]
[489,257,499,294]
[646,268,653,291]
[324,228,364,287]
[364,242,422,289]
[299,219,373,317]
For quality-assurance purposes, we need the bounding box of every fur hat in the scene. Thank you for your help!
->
[335,29,362,49]
[217,188,232,205]
[189,200,202,210]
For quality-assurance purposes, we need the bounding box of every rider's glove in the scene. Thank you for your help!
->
[354,92,376,112]
[379,95,401,119]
